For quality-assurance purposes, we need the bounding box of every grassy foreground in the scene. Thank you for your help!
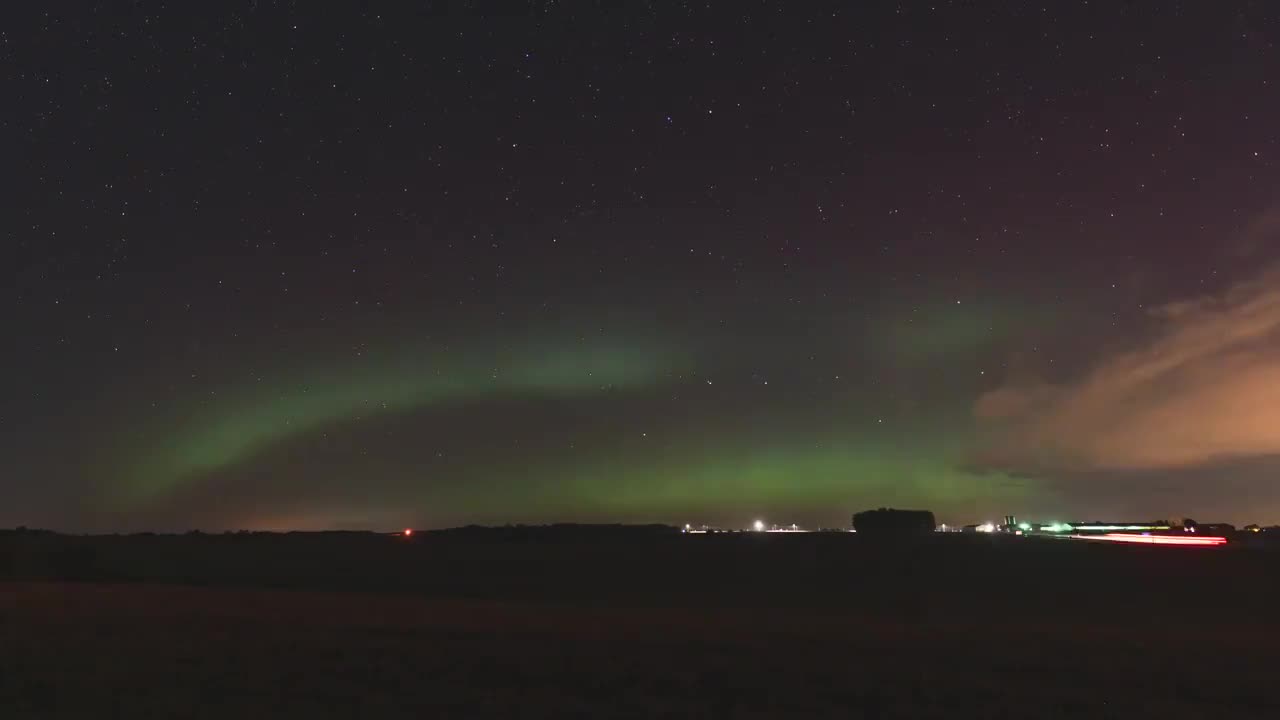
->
[3,533,1278,717]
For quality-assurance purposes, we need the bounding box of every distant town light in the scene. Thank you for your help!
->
[753,519,765,532]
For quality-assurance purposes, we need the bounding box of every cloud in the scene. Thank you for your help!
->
[975,264,1280,471]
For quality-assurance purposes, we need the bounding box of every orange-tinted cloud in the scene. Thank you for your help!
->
[976,265,1280,471]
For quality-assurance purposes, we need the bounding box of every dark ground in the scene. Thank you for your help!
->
[3,531,1278,718]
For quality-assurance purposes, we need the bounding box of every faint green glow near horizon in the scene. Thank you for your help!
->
[408,427,1034,522]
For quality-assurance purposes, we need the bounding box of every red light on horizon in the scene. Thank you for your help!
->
[402,528,413,538]
[1070,533,1226,546]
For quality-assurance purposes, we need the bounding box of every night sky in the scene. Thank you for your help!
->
[6,3,1280,532]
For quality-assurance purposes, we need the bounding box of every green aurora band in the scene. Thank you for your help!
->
[111,341,688,507]
[113,404,1034,530]
[94,299,1041,527]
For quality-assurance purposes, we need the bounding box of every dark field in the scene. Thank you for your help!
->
[3,532,1279,718]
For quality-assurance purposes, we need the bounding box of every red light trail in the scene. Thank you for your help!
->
[1069,533,1227,546]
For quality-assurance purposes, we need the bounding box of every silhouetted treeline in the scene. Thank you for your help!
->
[852,508,936,535]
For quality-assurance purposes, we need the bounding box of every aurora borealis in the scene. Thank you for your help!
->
[112,340,689,505]
[8,3,1280,531]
